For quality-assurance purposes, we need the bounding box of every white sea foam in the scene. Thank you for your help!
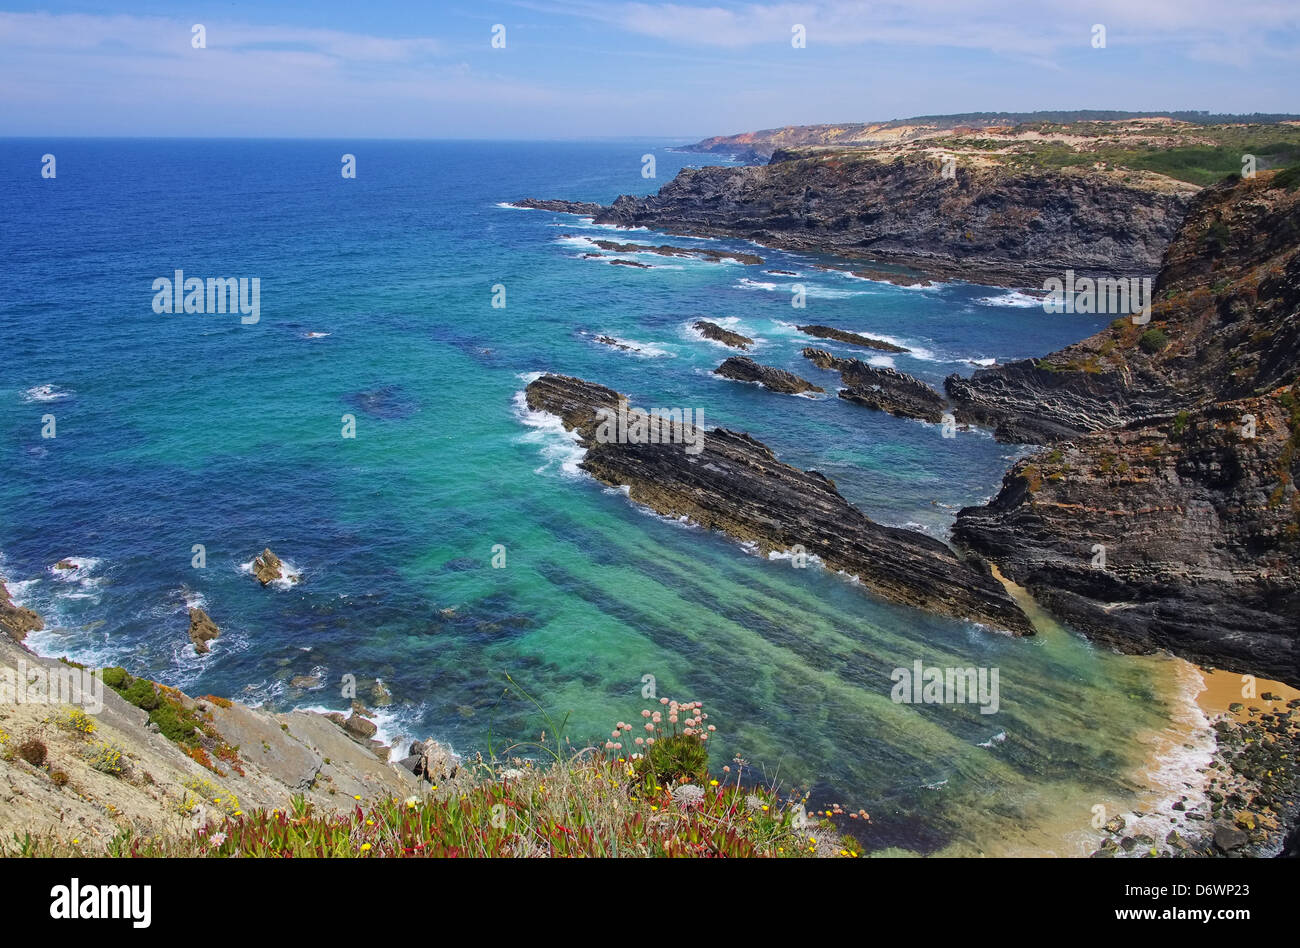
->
[303,331,331,339]
[511,389,587,478]
[22,384,72,402]
[738,275,868,297]
[585,331,674,358]
[977,730,1007,748]
[975,290,1045,308]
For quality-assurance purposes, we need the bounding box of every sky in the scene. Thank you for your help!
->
[1,0,1298,140]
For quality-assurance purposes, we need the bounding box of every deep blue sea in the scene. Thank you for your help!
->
[0,139,1207,854]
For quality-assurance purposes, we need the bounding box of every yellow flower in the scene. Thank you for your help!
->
[360,843,371,852]
[650,805,659,811]
[761,805,769,811]
[709,780,719,786]
[353,795,362,801]
[366,820,374,826]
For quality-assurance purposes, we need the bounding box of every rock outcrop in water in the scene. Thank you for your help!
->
[587,239,763,266]
[252,548,294,586]
[693,320,753,349]
[797,324,908,353]
[953,172,1300,681]
[524,373,1033,635]
[803,348,948,422]
[187,607,221,655]
[0,577,42,643]
[714,356,824,395]
[510,198,605,215]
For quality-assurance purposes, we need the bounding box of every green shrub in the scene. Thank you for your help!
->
[100,667,129,690]
[1172,410,1191,438]
[148,702,199,746]
[122,678,160,711]
[1272,164,1300,191]
[634,732,709,789]
[87,743,125,776]
[1139,328,1170,354]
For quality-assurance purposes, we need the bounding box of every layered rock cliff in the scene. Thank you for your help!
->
[537,150,1193,287]
[953,171,1300,681]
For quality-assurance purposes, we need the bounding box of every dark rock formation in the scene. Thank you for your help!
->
[523,373,1033,635]
[187,608,220,655]
[714,356,824,395]
[946,173,1300,444]
[0,578,42,643]
[803,348,947,422]
[509,198,605,215]
[953,172,1300,681]
[608,258,650,269]
[850,267,933,288]
[595,335,639,352]
[589,239,762,266]
[797,324,908,353]
[547,151,1190,287]
[693,320,753,349]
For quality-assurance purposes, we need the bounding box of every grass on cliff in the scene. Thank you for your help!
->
[2,686,866,858]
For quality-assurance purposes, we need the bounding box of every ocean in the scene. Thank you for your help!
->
[0,138,1209,854]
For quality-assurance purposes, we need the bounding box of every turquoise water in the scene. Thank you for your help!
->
[0,139,1192,853]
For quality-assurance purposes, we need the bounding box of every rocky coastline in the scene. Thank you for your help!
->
[803,348,950,423]
[950,172,1300,681]
[523,372,1033,635]
[516,148,1193,288]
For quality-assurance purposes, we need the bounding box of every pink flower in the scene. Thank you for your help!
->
[641,710,651,718]
[645,723,655,732]
[659,698,669,705]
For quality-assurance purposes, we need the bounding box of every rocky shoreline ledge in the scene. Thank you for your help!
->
[523,372,1033,635]
[0,583,464,847]
[950,172,1300,680]
[513,147,1192,288]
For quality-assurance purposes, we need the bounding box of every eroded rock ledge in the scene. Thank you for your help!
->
[523,373,1033,635]
[803,348,948,422]
[714,356,824,395]
[693,320,753,349]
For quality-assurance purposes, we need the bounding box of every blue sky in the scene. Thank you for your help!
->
[2,0,1297,139]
